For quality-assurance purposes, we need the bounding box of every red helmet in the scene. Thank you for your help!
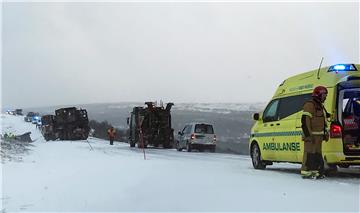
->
[312,86,328,98]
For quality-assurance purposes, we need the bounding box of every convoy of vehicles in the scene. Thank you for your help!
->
[176,123,216,152]
[5,109,22,115]
[250,63,360,170]
[127,102,174,148]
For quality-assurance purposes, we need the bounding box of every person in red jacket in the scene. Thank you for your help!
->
[107,127,116,145]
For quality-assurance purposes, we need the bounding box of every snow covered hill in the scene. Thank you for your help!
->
[105,102,267,114]
[1,114,359,212]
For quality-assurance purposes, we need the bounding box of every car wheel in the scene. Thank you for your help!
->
[210,146,216,153]
[186,143,192,152]
[176,142,182,151]
[251,143,266,169]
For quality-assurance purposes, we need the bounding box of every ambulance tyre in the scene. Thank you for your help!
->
[251,142,266,169]
[324,163,338,176]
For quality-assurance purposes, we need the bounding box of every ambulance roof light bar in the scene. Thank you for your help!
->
[328,64,357,72]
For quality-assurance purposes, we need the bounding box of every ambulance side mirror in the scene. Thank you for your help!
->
[253,113,260,121]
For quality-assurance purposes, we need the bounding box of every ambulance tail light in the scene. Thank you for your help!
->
[330,123,342,138]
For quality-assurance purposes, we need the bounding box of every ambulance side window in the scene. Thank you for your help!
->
[278,93,312,120]
[263,99,279,122]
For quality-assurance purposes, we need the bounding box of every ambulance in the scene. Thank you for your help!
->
[250,64,360,170]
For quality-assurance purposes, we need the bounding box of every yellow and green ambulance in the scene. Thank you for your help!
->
[250,64,360,170]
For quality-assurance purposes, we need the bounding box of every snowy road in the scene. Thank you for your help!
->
[1,114,359,212]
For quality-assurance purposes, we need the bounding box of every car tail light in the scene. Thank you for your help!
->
[213,135,217,142]
[191,134,195,140]
[330,123,342,138]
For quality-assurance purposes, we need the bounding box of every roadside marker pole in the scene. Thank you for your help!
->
[138,116,146,160]
[139,128,146,160]
[86,139,93,151]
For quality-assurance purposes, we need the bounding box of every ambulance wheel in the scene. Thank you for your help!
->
[324,163,338,176]
[251,143,266,169]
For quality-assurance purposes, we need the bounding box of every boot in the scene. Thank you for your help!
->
[301,170,314,179]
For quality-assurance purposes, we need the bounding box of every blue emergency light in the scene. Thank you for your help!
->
[328,64,357,72]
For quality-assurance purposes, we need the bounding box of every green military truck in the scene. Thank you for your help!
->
[127,102,174,148]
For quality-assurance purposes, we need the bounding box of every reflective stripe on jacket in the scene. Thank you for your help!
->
[107,129,116,138]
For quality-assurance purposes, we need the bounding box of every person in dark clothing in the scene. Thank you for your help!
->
[301,86,329,179]
[107,127,116,145]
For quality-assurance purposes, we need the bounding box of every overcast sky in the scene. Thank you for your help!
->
[1,1,359,108]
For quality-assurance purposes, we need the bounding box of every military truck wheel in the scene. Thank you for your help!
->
[51,135,57,141]
[251,143,266,169]
[186,143,192,152]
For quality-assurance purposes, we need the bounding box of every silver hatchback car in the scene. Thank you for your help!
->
[176,123,216,152]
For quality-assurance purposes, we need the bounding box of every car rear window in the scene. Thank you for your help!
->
[194,124,214,134]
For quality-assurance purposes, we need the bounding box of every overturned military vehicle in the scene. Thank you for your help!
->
[127,102,174,148]
[40,107,90,141]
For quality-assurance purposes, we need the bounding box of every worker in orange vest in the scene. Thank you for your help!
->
[107,127,116,145]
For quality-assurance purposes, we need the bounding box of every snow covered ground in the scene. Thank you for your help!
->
[1,114,359,212]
